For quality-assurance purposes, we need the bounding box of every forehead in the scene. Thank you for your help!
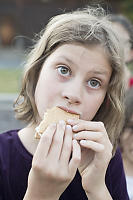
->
[45,43,112,75]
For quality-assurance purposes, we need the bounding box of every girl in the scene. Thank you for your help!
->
[0,6,129,200]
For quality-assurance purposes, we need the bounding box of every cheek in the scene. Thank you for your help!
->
[82,92,106,121]
[35,76,59,118]
[35,80,55,118]
[34,81,46,118]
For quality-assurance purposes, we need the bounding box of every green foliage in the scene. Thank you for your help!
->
[127,62,133,75]
[120,0,133,22]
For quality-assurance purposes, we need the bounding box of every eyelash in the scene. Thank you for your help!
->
[57,65,101,89]
[57,65,71,77]
[87,79,101,89]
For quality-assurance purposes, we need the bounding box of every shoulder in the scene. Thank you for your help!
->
[106,148,129,200]
[108,148,123,171]
[0,130,19,145]
[0,129,32,168]
[106,148,124,184]
[0,129,32,163]
[0,130,19,157]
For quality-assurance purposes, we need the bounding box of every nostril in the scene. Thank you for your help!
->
[75,100,80,104]
[64,95,81,105]
[64,96,69,100]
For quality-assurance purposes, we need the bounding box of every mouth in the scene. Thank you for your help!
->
[57,106,81,116]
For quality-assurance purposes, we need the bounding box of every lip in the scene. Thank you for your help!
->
[57,106,81,116]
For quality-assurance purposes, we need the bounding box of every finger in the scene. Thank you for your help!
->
[34,123,56,158]
[60,125,73,164]
[67,119,105,132]
[69,140,81,176]
[67,119,80,126]
[80,140,104,152]
[48,120,66,159]
[73,121,105,133]
[73,131,104,141]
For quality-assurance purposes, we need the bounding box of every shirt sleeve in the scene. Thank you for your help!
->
[105,148,130,200]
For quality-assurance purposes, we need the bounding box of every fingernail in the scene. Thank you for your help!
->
[66,125,72,130]
[73,125,78,130]
[73,139,77,144]
[35,126,39,133]
[73,134,77,138]
[80,140,86,144]
[67,119,74,123]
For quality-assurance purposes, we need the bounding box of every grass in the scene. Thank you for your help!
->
[0,68,22,93]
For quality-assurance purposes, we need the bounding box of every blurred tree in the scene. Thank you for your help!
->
[115,0,133,23]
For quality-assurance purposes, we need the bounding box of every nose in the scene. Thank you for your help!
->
[62,79,82,105]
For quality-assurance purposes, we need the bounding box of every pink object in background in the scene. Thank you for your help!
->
[129,77,133,87]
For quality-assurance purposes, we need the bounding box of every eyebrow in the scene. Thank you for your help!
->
[56,56,110,76]
[87,70,110,76]
[57,56,75,65]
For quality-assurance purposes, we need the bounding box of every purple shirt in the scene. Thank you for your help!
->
[0,130,129,200]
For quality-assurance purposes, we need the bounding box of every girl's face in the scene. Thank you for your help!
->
[35,43,112,122]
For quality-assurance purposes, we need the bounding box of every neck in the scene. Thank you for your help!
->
[18,123,40,155]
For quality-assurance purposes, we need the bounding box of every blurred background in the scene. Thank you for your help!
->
[0,0,133,132]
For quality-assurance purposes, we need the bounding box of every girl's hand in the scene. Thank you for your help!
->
[67,119,113,198]
[24,121,81,200]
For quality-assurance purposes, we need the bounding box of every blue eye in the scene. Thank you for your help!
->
[87,79,101,88]
[57,66,71,76]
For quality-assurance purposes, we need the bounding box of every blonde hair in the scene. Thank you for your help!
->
[14,6,125,153]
